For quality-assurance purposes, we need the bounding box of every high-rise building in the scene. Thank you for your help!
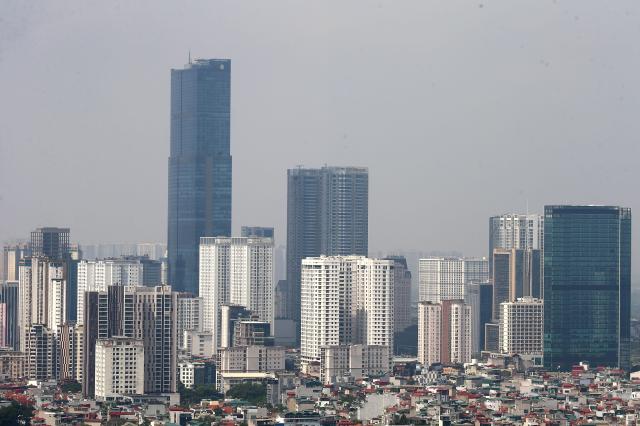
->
[220,305,252,349]
[484,322,500,353]
[492,248,542,320]
[0,281,19,350]
[177,293,202,350]
[286,166,369,340]
[59,323,83,382]
[0,304,6,348]
[2,244,30,281]
[300,256,393,364]
[24,324,57,381]
[273,280,289,320]
[76,257,161,324]
[82,285,178,396]
[18,258,66,351]
[94,337,144,401]
[128,285,178,394]
[385,256,412,334]
[199,237,274,350]
[168,58,232,295]
[543,205,631,370]
[82,291,100,397]
[241,226,274,239]
[464,281,493,354]
[418,257,488,303]
[417,300,472,366]
[488,214,543,278]
[31,227,70,260]
[216,306,285,392]
[499,297,543,365]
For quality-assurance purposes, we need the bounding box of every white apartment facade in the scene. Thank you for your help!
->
[199,237,274,350]
[18,259,65,352]
[94,337,144,401]
[77,259,145,324]
[499,297,544,360]
[417,302,442,367]
[183,330,214,358]
[177,295,203,349]
[300,256,394,364]
[449,301,472,363]
[418,257,488,303]
[489,214,544,252]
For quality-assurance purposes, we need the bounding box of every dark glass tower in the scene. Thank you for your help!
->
[286,166,368,341]
[168,59,232,294]
[543,205,631,370]
[30,227,70,260]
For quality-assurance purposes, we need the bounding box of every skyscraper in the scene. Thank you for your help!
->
[543,205,631,370]
[286,166,369,338]
[168,58,232,294]
[488,214,543,278]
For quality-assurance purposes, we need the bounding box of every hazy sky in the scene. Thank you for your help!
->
[1,1,639,266]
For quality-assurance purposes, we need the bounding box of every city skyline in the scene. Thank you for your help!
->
[2,3,640,422]
[3,2,640,278]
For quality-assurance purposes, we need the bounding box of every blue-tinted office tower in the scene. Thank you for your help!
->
[168,59,232,294]
[544,205,631,370]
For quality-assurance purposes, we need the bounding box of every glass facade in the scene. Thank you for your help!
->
[168,59,232,294]
[543,205,631,370]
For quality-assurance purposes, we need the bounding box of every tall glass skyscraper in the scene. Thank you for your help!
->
[168,59,232,294]
[286,166,368,340]
[543,205,631,370]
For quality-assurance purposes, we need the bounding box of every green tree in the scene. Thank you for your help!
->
[0,401,34,425]
[178,382,223,406]
[226,383,267,405]
[60,380,82,393]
